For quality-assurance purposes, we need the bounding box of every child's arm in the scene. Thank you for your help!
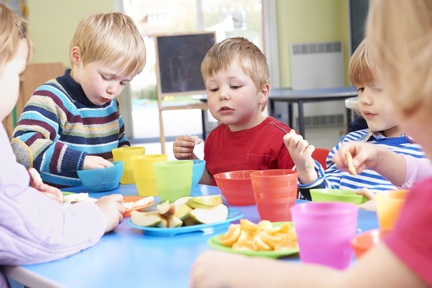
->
[283,130,318,184]
[333,142,407,186]
[173,135,201,160]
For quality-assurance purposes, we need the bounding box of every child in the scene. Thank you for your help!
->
[173,37,294,185]
[11,11,146,188]
[0,5,125,287]
[283,39,425,200]
[191,2,432,285]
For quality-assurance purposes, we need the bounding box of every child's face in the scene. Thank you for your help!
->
[72,60,132,106]
[205,61,268,131]
[0,39,28,121]
[357,82,402,137]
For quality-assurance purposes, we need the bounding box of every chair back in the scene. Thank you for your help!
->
[312,147,330,169]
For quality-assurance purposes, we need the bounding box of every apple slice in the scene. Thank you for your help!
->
[156,200,175,216]
[189,204,228,224]
[131,211,162,227]
[186,195,223,209]
[174,203,193,221]
[167,216,183,228]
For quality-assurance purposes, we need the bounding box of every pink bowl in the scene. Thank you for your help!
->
[214,170,257,206]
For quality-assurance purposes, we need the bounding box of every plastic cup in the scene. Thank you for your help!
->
[153,160,193,202]
[375,190,409,231]
[192,159,206,188]
[250,169,298,221]
[291,202,358,269]
[131,154,168,197]
[112,146,145,184]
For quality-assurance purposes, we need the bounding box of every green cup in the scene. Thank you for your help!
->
[153,160,193,202]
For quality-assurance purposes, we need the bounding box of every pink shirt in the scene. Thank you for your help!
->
[0,125,106,286]
[402,155,432,188]
[385,177,432,285]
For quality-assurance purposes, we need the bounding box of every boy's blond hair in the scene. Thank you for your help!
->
[0,3,33,67]
[201,37,270,91]
[70,12,146,77]
[367,0,432,117]
[349,39,379,88]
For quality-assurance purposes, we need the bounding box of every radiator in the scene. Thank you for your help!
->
[282,41,346,128]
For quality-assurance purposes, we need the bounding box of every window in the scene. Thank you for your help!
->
[122,0,263,140]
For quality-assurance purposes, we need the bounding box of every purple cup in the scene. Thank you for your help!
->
[291,202,358,269]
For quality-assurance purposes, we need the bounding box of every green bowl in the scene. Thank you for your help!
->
[310,188,367,204]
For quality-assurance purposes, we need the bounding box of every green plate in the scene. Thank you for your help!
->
[207,222,299,259]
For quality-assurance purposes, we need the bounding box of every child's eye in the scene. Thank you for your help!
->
[208,87,218,92]
[231,85,242,89]
[357,87,364,92]
[101,74,110,80]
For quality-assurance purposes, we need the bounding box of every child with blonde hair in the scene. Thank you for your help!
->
[0,5,124,287]
[11,11,146,188]
[283,39,424,200]
[173,37,294,185]
[190,1,432,287]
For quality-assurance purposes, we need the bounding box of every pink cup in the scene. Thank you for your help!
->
[291,202,358,269]
[250,169,298,221]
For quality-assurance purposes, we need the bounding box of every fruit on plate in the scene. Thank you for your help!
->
[186,195,223,209]
[156,200,175,216]
[167,216,183,228]
[131,211,162,227]
[189,204,228,224]
[130,195,229,228]
[174,204,193,221]
[217,219,298,252]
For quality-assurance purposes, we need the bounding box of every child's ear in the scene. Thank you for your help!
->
[70,46,81,64]
[259,83,270,103]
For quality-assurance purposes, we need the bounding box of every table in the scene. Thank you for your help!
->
[5,185,378,288]
[268,87,358,137]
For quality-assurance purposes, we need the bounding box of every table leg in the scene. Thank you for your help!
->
[298,100,305,137]
[201,109,207,141]
[288,103,293,128]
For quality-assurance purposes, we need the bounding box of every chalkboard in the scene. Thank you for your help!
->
[154,32,216,95]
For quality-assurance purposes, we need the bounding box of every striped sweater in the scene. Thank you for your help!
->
[11,69,130,188]
[298,129,425,200]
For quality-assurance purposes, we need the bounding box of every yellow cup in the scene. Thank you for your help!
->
[112,146,145,184]
[376,190,409,231]
[131,154,168,197]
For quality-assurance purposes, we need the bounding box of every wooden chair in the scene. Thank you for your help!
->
[2,62,64,138]
[312,147,331,169]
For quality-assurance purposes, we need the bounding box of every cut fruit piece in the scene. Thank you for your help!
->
[189,204,228,224]
[186,195,223,209]
[156,200,175,216]
[219,224,241,247]
[173,203,193,221]
[131,211,162,227]
[173,196,192,209]
[158,216,169,228]
[167,216,183,228]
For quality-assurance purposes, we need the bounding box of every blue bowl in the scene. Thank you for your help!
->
[192,159,206,187]
[77,161,124,192]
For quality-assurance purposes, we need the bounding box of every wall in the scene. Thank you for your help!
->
[27,0,117,67]
[276,0,350,87]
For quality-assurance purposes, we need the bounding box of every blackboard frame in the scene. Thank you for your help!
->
[154,31,216,96]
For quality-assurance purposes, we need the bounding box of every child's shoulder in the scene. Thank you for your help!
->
[263,117,291,133]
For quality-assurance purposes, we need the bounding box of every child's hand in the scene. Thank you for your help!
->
[356,188,376,211]
[333,142,380,175]
[283,130,315,170]
[83,155,114,170]
[173,136,199,160]
[38,183,63,204]
[283,130,317,184]
[95,194,125,233]
[29,168,63,203]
